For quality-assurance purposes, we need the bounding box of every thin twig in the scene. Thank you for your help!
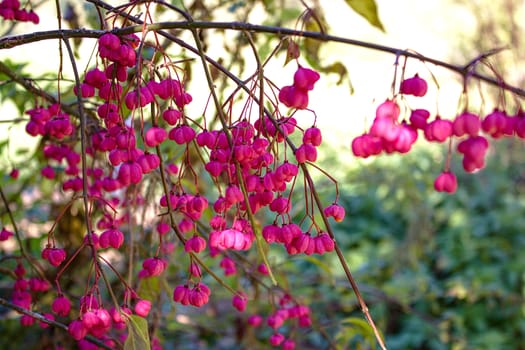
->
[1,19,523,98]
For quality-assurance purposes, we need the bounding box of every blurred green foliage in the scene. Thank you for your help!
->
[324,139,525,350]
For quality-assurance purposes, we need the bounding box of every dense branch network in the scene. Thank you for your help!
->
[1,1,524,350]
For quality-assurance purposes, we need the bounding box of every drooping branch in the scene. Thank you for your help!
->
[1,20,524,98]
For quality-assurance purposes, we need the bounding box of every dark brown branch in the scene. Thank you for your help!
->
[1,19,524,98]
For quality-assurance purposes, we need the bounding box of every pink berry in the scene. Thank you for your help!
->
[424,117,453,142]
[293,66,320,91]
[400,74,428,97]
[376,100,400,121]
[232,293,247,312]
[184,235,207,253]
[134,299,152,317]
[453,111,481,137]
[46,248,66,266]
[145,127,168,147]
[52,295,71,316]
[279,85,309,109]
[69,320,88,341]
[0,228,14,241]
[142,257,167,277]
[270,333,285,346]
[433,171,457,194]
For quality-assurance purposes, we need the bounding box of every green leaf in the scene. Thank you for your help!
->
[344,0,385,32]
[339,317,379,349]
[124,315,151,350]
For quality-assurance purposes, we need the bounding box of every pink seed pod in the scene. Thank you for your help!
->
[154,78,183,100]
[409,109,431,130]
[294,143,317,163]
[370,117,401,142]
[189,284,210,307]
[457,135,489,161]
[393,123,418,154]
[293,66,320,91]
[303,127,322,146]
[105,63,127,82]
[323,204,345,222]
[157,222,170,235]
[46,248,66,266]
[79,294,99,313]
[99,228,124,249]
[73,83,95,98]
[351,134,383,158]
[28,10,39,24]
[134,300,152,317]
[39,313,54,329]
[99,33,121,50]
[81,310,99,329]
[270,333,285,346]
[424,117,453,142]
[0,227,14,241]
[278,85,309,110]
[225,184,244,204]
[204,160,223,177]
[83,232,100,249]
[267,314,285,329]
[98,81,123,101]
[20,314,34,326]
[25,120,45,136]
[52,295,71,317]
[118,161,142,186]
[400,74,428,97]
[173,285,191,305]
[314,232,335,254]
[62,177,83,192]
[282,339,296,350]
[269,197,291,214]
[85,68,108,89]
[196,130,217,148]
[210,228,251,251]
[434,171,458,193]
[68,320,88,341]
[169,125,196,144]
[189,262,202,277]
[248,314,263,327]
[262,224,279,244]
[481,108,509,138]
[175,92,193,109]
[453,111,481,137]
[219,256,237,276]
[101,177,120,192]
[144,127,167,148]
[232,293,248,312]
[376,100,400,121]
[209,216,226,231]
[513,110,525,138]
[162,108,181,125]
[184,235,206,253]
[142,257,167,277]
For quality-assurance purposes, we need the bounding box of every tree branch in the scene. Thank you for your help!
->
[0,297,113,350]
[1,20,524,98]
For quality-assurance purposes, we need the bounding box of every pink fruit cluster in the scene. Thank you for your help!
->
[12,24,343,349]
[10,264,51,327]
[248,294,311,349]
[0,0,39,23]
[352,73,525,194]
